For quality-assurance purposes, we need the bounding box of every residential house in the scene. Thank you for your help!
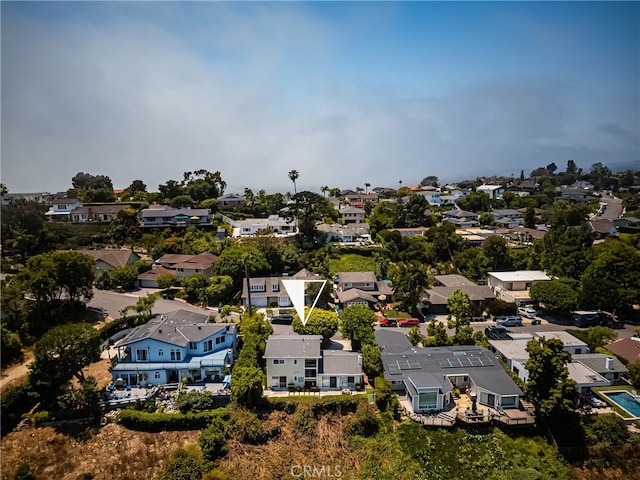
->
[137,266,177,289]
[71,204,131,223]
[241,268,321,308]
[78,248,141,274]
[345,193,378,207]
[376,330,523,413]
[559,187,596,203]
[417,190,442,206]
[45,198,82,221]
[264,335,363,390]
[489,331,591,383]
[613,217,640,232]
[156,252,218,281]
[112,309,236,386]
[588,218,617,239]
[2,192,54,205]
[420,274,495,316]
[388,227,430,237]
[506,227,546,245]
[516,180,539,191]
[339,206,366,224]
[139,205,212,228]
[442,209,479,229]
[230,214,297,237]
[491,209,522,229]
[572,354,628,385]
[604,337,640,364]
[476,185,505,199]
[217,193,246,210]
[487,270,551,305]
[335,271,393,309]
[317,223,371,243]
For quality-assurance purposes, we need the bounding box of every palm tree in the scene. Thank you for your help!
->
[321,185,329,198]
[288,170,299,194]
[364,182,371,194]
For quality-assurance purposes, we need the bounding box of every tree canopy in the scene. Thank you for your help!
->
[340,305,376,351]
[292,308,339,349]
[524,337,577,418]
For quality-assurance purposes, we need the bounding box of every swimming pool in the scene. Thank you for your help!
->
[602,391,640,418]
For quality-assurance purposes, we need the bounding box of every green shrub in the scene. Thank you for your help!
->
[344,403,380,437]
[295,404,317,435]
[161,446,204,480]
[175,391,215,414]
[118,408,230,432]
[13,463,36,480]
[230,408,266,444]
[199,416,229,463]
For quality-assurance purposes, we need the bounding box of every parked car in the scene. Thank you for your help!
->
[495,315,522,327]
[379,318,397,327]
[485,325,510,340]
[270,314,293,325]
[517,307,537,319]
[398,318,420,327]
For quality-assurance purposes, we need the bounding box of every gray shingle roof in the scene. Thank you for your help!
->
[264,335,322,359]
[119,309,232,347]
[322,351,362,375]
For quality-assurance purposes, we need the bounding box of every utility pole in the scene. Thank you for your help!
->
[245,262,252,315]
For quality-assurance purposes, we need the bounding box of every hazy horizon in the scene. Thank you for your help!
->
[2,2,638,194]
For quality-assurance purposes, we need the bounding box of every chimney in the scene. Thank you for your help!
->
[606,357,614,371]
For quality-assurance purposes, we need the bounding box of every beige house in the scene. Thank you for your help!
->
[241,269,320,308]
[156,252,218,282]
[334,271,393,309]
[264,335,363,390]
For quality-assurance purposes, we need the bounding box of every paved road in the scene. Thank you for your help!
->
[597,192,623,220]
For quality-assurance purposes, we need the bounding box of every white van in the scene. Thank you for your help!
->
[517,307,537,319]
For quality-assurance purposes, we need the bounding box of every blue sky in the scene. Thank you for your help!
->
[2,1,638,194]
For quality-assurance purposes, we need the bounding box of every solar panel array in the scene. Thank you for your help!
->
[437,355,493,369]
[387,358,422,375]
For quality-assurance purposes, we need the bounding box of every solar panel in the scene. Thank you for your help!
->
[388,363,401,375]
[408,359,421,369]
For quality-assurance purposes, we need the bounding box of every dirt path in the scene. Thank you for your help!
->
[0,351,34,393]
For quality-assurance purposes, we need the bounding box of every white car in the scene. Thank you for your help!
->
[517,307,537,319]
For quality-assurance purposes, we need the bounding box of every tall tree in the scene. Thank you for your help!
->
[525,337,577,418]
[389,261,429,315]
[446,290,471,335]
[321,185,329,198]
[529,278,578,314]
[288,170,300,194]
[340,305,376,351]
[284,191,333,241]
[566,159,577,174]
[364,182,371,194]
[30,323,101,390]
[292,308,339,349]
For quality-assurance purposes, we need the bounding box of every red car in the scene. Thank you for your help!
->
[398,318,420,327]
[379,318,397,327]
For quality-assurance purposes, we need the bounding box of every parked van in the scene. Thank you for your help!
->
[517,307,537,319]
[495,316,523,327]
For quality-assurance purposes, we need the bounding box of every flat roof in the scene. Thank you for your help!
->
[534,331,588,348]
[488,271,550,282]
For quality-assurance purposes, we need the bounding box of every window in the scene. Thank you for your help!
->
[272,359,284,365]
[136,349,148,361]
[154,372,161,379]
[158,349,163,357]
[215,335,226,345]
[418,391,438,410]
[501,396,517,407]
[272,283,279,292]
[189,342,197,350]
[170,349,181,361]
[250,284,265,292]
[204,340,213,352]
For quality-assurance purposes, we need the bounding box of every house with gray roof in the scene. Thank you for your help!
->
[139,205,212,228]
[376,331,523,414]
[112,309,236,386]
[335,271,394,309]
[317,223,371,243]
[420,274,495,315]
[264,335,363,390]
[45,198,82,221]
[71,204,132,223]
[339,206,366,224]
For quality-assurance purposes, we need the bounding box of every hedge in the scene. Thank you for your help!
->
[118,407,231,432]
[268,394,365,416]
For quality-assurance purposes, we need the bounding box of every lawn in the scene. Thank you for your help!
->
[328,253,376,275]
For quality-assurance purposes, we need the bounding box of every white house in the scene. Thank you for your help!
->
[264,335,363,391]
[232,215,297,237]
[112,310,236,386]
[477,185,505,199]
[339,206,366,224]
[45,198,82,221]
[487,270,551,305]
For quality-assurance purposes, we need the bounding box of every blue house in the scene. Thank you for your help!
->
[112,309,236,386]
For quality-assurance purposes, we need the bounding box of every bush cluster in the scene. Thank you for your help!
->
[118,408,230,432]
